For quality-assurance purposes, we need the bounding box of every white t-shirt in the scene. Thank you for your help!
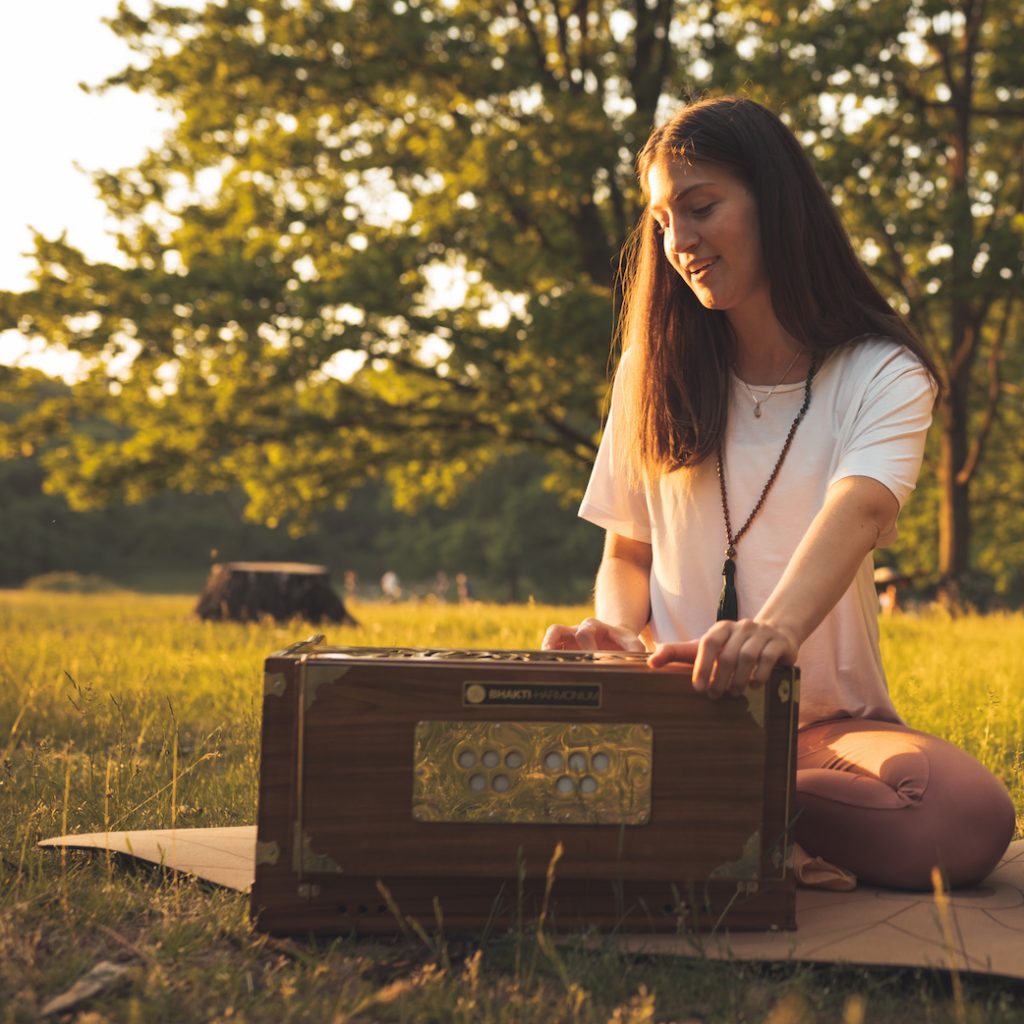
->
[578,337,935,728]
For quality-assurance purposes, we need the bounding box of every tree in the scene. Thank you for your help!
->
[0,0,686,531]
[369,452,604,603]
[1,0,1020,596]
[0,367,601,597]
[701,0,1024,597]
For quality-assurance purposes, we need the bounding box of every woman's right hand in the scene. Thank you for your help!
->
[541,618,646,652]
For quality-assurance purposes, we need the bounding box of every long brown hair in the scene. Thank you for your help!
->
[615,96,939,482]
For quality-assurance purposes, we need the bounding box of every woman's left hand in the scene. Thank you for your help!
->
[647,618,798,698]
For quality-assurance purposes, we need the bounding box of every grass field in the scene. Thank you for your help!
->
[1,591,1022,1023]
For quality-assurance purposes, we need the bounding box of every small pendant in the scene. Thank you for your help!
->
[716,556,739,621]
[753,402,763,418]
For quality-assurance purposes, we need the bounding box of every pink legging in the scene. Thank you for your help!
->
[794,718,1017,890]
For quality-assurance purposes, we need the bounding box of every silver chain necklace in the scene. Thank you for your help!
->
[738,349,803,418]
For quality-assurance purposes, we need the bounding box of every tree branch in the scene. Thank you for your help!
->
[551,0,580,92]
[949,320,979,383]
[893,87,1024,120]
[956,294,1011,485]
[630,0,671,120]
[575,0,590,78]
[875,226,937,357]
[926,19,960,103]
[511,0,561,92]
[963,0,988,58]
[539,407,597,454]
[494,179,555,251]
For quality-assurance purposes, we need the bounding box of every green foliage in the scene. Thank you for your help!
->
[2,0,680,528]
[0,0,1020,586]
[700,0,1024,583]
[0,381,602,598]
[367,453,604,602]
[0,439,330,591]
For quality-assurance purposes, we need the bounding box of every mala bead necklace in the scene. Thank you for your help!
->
[716,354,818,621]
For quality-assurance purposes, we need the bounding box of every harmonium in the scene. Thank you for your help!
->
[251,639,799,936]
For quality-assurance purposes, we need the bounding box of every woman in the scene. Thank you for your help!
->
[543,96,1014,890]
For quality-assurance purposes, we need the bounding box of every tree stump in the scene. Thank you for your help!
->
[195,562,358,625]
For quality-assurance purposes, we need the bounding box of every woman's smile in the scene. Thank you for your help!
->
[686,256,719,283]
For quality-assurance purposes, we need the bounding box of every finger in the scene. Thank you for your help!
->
[647,641,698,668]
[604,631,638,652]
[726,635,769,696]
[541,625,561,650]
[692,623,732,693]
[749,639,788,689]
[542,625,580,651]
[573,618,603,651]
[704,623,757,697]
[612,625,647,652]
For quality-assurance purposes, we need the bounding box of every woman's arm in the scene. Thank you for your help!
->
[648,474,897,693]
[542,532,652,651]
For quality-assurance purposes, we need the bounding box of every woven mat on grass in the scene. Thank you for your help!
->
[39,829,1024,979]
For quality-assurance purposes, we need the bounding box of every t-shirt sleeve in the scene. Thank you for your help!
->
[828,347,935,545]
[578,370,652,543]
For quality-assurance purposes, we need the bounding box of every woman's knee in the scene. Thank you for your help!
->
[912,733,1017,884]
[932,775,1016,887]
[793,726,1017,889]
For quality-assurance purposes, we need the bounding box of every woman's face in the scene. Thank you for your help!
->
[646,157,769,314]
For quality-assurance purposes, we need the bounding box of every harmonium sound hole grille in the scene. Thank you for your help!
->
[412,720,652,825]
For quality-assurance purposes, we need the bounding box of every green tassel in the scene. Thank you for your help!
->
[716,557,738,621]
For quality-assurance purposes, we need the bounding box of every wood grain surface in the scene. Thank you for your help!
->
[252,649,798,935]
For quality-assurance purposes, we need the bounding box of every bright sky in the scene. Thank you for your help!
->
[0,0,174,376]
[0,0,457,386]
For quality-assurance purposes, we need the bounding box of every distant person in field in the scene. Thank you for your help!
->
[455,573,474,603]
[878,583,899,618]
[543,97,1014,890]
[380,570,402,602]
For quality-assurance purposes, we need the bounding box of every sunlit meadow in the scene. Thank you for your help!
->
[1,591,1022,1022]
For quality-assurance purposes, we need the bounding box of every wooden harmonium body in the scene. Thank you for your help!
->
[252,641,799,936]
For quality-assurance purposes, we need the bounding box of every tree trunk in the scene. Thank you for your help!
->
[937,389,970,606]
[507,566,520,604]
[195,562,358,625]
[937,407,966,573]
[938,36,977,607]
